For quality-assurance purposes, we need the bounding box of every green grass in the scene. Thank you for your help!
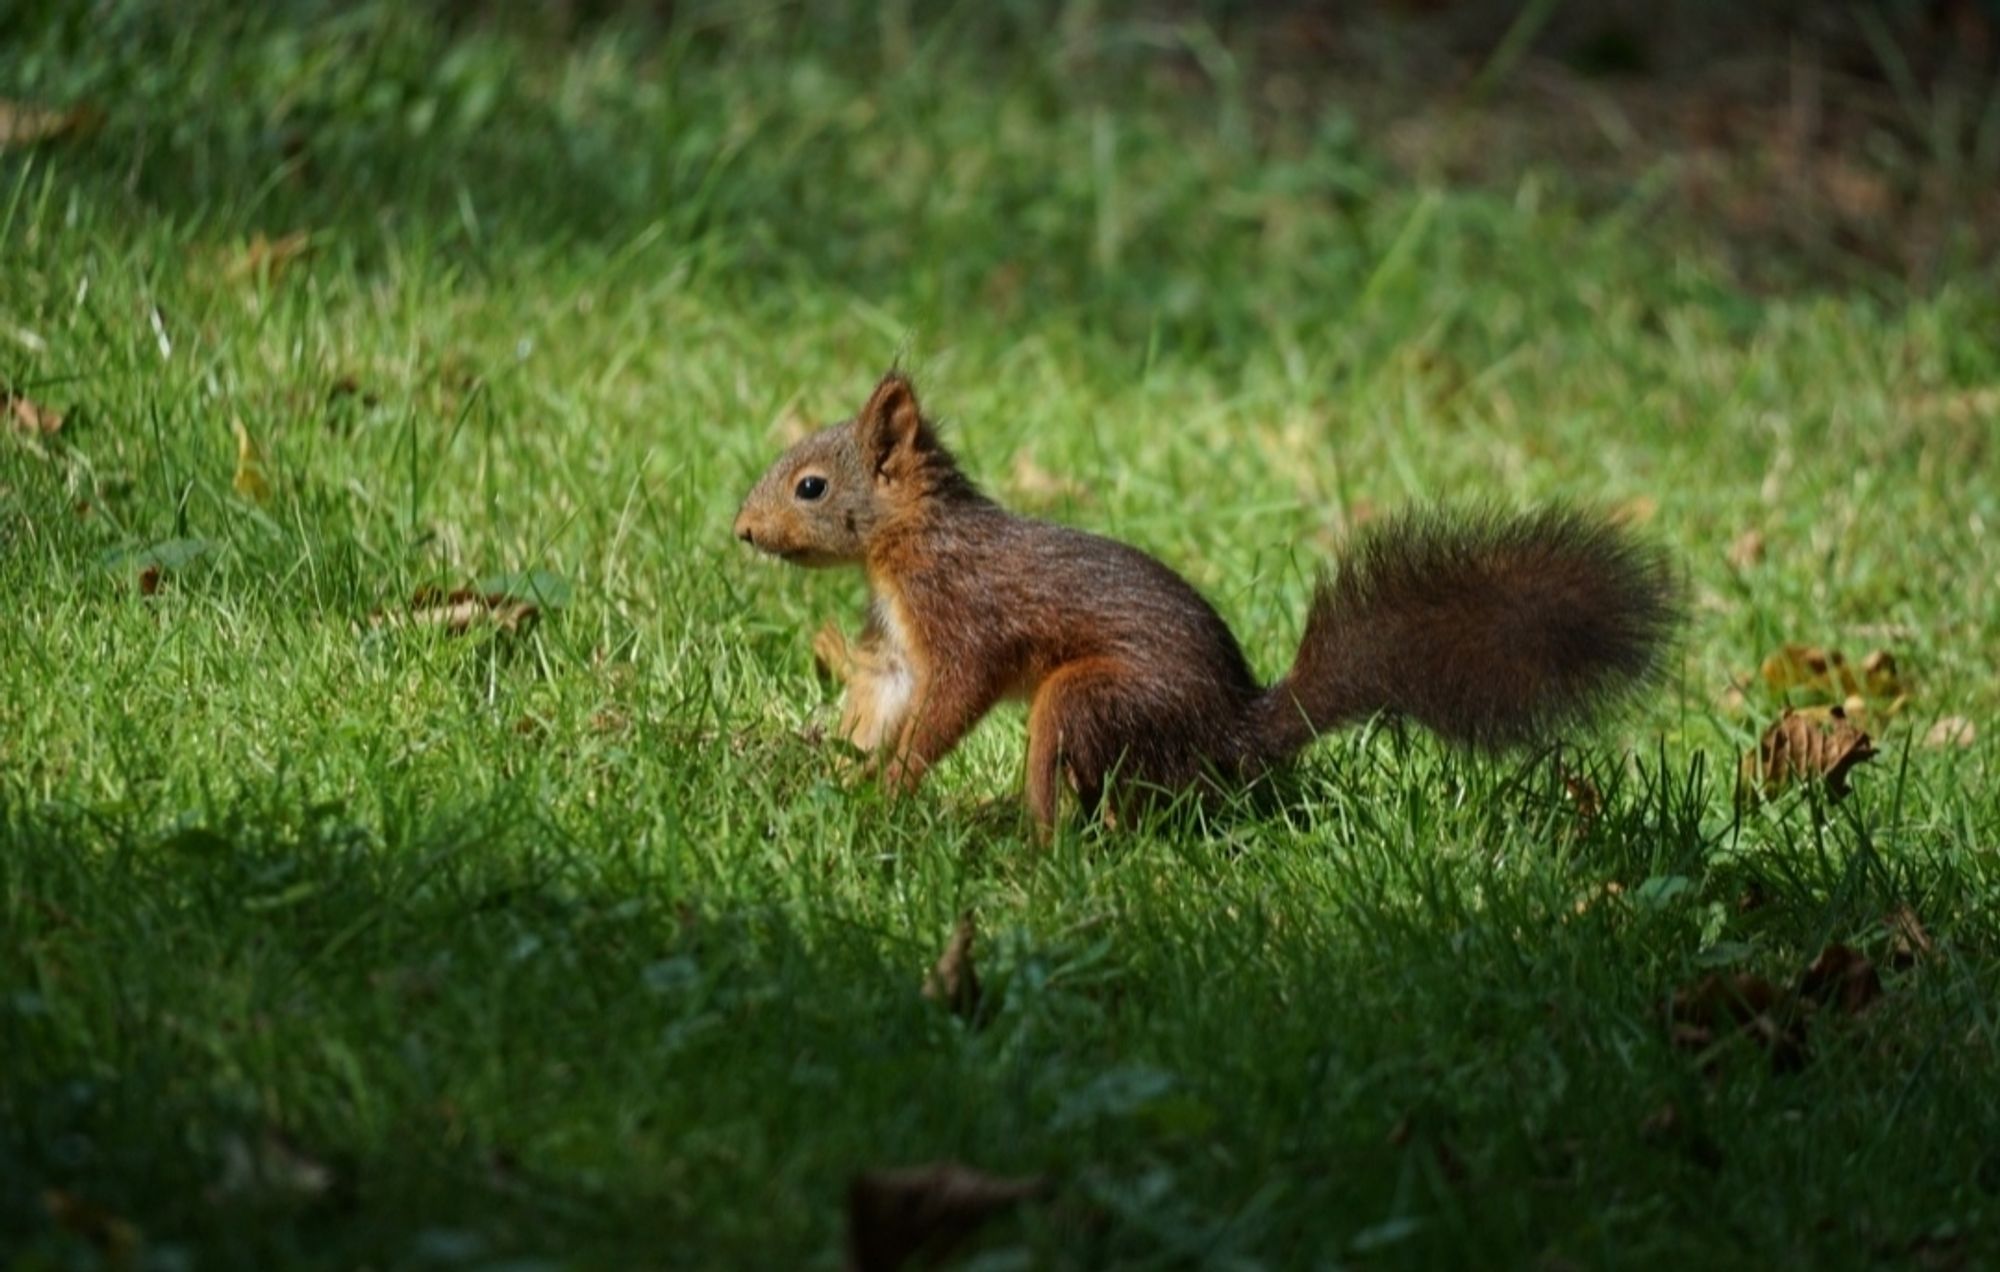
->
[4,3,1999,1267]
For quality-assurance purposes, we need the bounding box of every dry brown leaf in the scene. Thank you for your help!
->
[1787,696,1870,729]
[1884,904,1935,971]
[921,912,982,1022]
[1560,767,1603,832]
[232,419,271,504]
[1860,650,1902,699]
[846,1162,1047,1272]
[138,564,162,596]
[1904,385,2000,427]
[1667,971,1807,1073]
[370,586,539,636]
[1923,716,1976,749]
[1009,453,1088,505]
[224,231,314,284]
[4,391,63,437]
[1610,494,1659,526]
[41,1189,139,1268]
[1813,156,1895,222]
[1726,528,1765,570]
[1798,943,1883,1016]
[590,707,631,737]
[0,100,102,149]
[1571,879,1624,918]
[1759,644,1859,698]
[1742,707,1876,802]
[1715,680,1751,715]
[1758,644,1907,714]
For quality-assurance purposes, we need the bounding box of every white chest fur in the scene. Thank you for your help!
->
[838,594,920,753]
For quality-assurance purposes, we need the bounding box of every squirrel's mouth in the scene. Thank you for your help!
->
[779,548,836,568]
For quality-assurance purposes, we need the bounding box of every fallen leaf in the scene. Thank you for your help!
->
[1667,971,1808,1074]
[1610,494,1659,526]
[232,419,271,503]
[4,391,63,436]
[1759,644,1858,698]
[1883,904,1935,970]
[1904,385,2000,427]
[138,564,161,596]
[921,912,982,1022]
[1860,650,1902,699]
[1726,528,1765,570]
[224,230,314,284]
[1923,716,1976,749]
[1798,943,1883,1016]
[846,1162,1047,1272]
[1009,453,1088,505]
[591,707,632,737]
[0,100,102,149]
[41,1189,139,1267]
[1742,707,1876,802]
[1572,879,1624,917]
[1559,767,1602,835]
[371,585,539,636]
[1715,679,1751,714]
[1788,696,1870,729]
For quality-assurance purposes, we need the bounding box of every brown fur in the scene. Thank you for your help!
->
[735,372,1680,836]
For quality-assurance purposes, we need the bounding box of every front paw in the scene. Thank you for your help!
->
[812,622,851,682]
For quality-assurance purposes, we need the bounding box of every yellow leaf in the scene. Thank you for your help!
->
[1861,650,1902,699]
[0,99,101,149]
[223,230,315,284]
[4,391,62,436]
[232,419,271,503]
[1726,528,1765,570]
[1759,643,1859,698]
[1923,716,1976,749]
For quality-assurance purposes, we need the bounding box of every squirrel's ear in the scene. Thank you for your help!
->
[856,371,935,479]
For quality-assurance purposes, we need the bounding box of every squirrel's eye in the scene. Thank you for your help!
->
[794,475,828,501]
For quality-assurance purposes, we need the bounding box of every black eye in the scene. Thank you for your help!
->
[794,475,827,501]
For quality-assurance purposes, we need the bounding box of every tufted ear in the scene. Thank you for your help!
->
[855,371,936,480]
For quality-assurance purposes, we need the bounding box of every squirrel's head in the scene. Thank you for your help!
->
[733,371,965,567]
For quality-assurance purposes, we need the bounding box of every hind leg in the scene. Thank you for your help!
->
[1025,659,1154,840]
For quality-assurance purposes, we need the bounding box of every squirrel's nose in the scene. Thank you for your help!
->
[732,512,755,547]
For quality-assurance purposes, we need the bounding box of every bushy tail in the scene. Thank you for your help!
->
[1255,506,1679,758]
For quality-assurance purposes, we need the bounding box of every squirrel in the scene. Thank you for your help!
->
[734,371,1679,836]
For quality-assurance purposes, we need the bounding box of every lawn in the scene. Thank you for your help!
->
[3,3,1998,1267]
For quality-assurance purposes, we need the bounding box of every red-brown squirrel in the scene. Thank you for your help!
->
[734,371,1679,835]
